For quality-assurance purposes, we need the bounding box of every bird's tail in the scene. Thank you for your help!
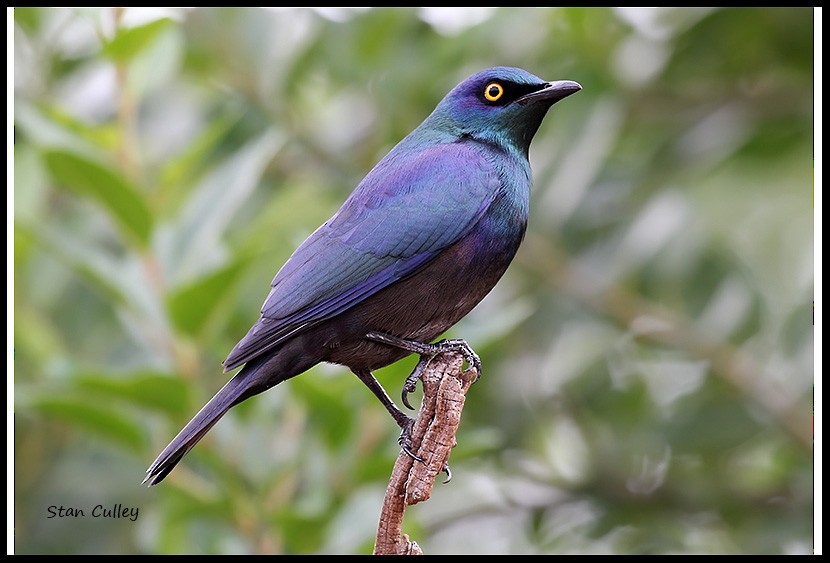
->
[143,357,275,486]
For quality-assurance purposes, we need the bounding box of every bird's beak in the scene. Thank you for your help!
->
[517,80,582,106]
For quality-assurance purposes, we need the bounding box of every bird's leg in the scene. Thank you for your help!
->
[366,332,481,483]
[352,368,423,462]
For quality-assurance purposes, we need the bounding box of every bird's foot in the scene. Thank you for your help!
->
[398,416,424,462]
[366,333,472,483]
[366,332,483,383]
[398,416,453,482]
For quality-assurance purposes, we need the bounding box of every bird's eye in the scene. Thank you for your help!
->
[484,82,504,103]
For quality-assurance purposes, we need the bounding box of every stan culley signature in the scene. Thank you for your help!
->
[47,504,139,521]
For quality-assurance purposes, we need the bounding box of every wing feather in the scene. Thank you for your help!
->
[223,142,500,370]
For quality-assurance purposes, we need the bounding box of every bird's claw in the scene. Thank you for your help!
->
[449,340,482,381]
[398,417,424,462]
[401,356,430,410]
[426,337,482,381]
[398,417,453,483]
[398,339,479,410]
[428,337,483,379]
[401,379,418,410]
[442,462,452,484]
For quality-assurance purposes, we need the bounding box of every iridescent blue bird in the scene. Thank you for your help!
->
[144,67,581,485]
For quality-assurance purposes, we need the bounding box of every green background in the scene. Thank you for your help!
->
[13,7,815,554]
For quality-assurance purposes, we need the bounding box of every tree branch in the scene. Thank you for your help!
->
[373,352,477,555]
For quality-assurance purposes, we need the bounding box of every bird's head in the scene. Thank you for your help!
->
[424,67,581,156]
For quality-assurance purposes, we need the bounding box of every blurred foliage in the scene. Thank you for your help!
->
[12,7,815,555]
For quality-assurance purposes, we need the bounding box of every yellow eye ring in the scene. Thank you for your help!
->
[484,82,504,102]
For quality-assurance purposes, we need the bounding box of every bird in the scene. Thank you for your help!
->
[144,66,581,486]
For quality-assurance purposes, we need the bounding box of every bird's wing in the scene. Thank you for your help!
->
[222,142,501,370]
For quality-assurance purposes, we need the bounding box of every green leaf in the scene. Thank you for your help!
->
[75,372,190,416]
[14,101,103,156]
[157,110,244,216]
[18,220,137,311]
[159,129,283,285]
[43,150,153,247]
[102,18,174,62]
[30,396,145,452]
[12,302,68,372]
[167,257,252,337]
[291,371,354,447]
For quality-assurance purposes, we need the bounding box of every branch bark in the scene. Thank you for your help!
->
[373,352,477,555]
